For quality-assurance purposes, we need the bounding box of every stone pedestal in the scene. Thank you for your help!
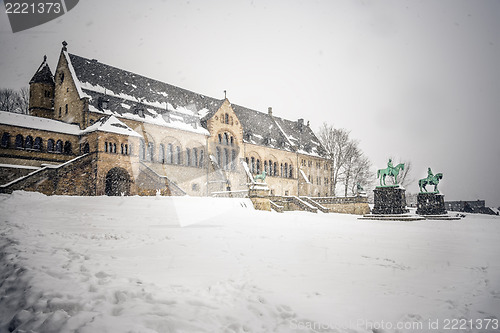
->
[372,186,408,215]
[249,183,271,211]
[416,192,447,215]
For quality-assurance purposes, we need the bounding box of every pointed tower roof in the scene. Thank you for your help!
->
[30,55,54,84]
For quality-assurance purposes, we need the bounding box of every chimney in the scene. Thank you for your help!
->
[307,120,310,127]
[268,107,273,116]
[298,118,304,131]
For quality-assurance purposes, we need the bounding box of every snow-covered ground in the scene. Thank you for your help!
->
[1,191,499,333]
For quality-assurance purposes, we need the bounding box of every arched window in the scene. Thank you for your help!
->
[105,142,108,153]
[83,142,89,154]
[251,157,255,174]
[139,139,145,160]
[256,159,261,174]
[230,136,234,146]
[273,162,278,177]
[231,149,236,170]
[264,160,268,174]
[280,163,283,177]
[176,146,181,164]
[1,132,10,148]
[268,160,272,176]
[55,140,63,153]
[218,133,222,144]
[223,148,229,170]
[15,134,23,149]
[284,163,288,178]
[113,143,117,154]
[24,136,33,149]
[159,144,165,163]
[225,113,229,124]
[215,147,222,167]
[186,148,191,166]
[147,142,154,161]
[47,139,55,152]
[64,141,72,154]
[34,137,42,151]
[167,143,173,164]
[193,148,198,167]
[199,149,204,167]
[289,164,293,178]
[121,143,124,154]
[223,133,229,145]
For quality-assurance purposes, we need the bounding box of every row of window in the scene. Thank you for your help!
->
[139,140,205,168]
[217,113,234,126]
[217,132,235,146]
[246,157,294,179]
[58,104,68,117]
[1,132,72,154]
[216,147,237,170]
[300,158,329,170]
[104,141,130,155]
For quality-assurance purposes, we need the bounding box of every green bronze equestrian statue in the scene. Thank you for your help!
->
[418,167,443,193]
[377,158,405,186]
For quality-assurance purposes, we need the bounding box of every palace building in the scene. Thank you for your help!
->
[0,42,331,198]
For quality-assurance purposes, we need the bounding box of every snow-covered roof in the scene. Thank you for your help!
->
[232,104,326,158]
[30,56,54,85]
[63,51,326,155]
[66,53,219,135]
[0,111,80,135]
[0,111,143,138]
[81,115,142,138]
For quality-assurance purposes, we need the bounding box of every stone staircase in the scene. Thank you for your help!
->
[270,196,318,213]
[139,162,186,196]
[269,200,284,213]
[299,196,330,213]
[0,153,96,195]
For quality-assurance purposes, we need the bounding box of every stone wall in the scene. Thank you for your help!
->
[314,196,371,215]
[0,153,97,195]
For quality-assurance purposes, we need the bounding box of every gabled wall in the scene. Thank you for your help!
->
[53,51,87,128]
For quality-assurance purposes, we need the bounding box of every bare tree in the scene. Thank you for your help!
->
[0,87,29,114]
[348,154,372,196]
[16,87,30,114]
[0,88,18,112]
[318,124,351,196]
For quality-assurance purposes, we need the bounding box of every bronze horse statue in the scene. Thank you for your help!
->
[254,170,267,182]
[419,173,443,193]
[377,163,405,186]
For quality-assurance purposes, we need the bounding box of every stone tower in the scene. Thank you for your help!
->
[29,56,55,118]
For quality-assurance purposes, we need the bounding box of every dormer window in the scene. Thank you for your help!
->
[97,97,109,110]
[134,107,145,117]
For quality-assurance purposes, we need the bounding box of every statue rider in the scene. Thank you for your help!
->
[387,159,395,177]
[427,167,434,181]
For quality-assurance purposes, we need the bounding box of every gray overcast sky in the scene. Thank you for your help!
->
[1,0,499,206]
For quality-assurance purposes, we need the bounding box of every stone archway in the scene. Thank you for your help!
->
[105,167,131,196]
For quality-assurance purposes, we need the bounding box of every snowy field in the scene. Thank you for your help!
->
[1,191,499,333]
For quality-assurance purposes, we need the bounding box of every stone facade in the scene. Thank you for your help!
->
[1,43,332,199]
